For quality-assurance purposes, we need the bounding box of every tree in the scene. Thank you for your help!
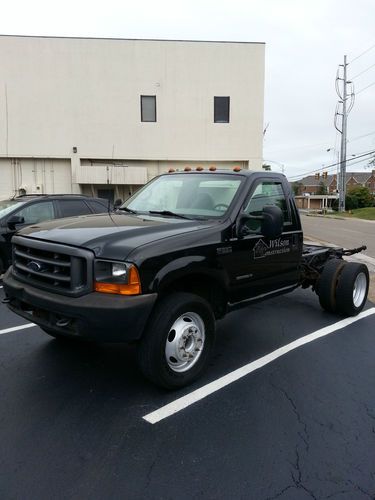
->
[262,163,271,171]
[316,181,327,195]
[292,182,303,196]
[346,185,374,210]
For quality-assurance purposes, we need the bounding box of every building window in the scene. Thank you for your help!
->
[214,96,230,123]
[141,95,156,122]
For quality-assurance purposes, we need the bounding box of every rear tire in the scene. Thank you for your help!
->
[316,259,346,313]
[137,292,215,389]
[335,263,369,316]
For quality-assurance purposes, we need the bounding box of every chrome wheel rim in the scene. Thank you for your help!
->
[353,272,367,308]
[165,312,205,373]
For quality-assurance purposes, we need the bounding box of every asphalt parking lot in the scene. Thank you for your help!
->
[1,284,375,499]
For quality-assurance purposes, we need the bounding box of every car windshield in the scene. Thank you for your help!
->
[123,173,243,219]
[0,200,26,218]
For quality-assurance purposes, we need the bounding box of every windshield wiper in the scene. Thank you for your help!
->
[148,210,191,220]
[117,206,138,214]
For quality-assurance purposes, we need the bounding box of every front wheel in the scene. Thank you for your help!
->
[137,292,215,389]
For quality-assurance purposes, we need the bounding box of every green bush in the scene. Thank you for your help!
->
[346,186,374,209]
[345,193,359,210]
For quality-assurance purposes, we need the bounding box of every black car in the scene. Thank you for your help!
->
[0,194,109,273]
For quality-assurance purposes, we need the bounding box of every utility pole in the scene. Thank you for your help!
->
[334,55,354,212]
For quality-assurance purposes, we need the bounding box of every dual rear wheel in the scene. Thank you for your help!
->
[316,259,369,316]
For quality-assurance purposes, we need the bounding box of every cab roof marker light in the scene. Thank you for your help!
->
[168,168,175,173]
[196,166,204,171]
[209,166,217,172]
[184,167,192,172]
[233,166,242,172]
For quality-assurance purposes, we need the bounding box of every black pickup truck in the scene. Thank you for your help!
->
[3,170,370,388]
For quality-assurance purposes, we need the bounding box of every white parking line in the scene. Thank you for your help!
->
[0,286,3,289]
[143,307,375,424]
[0,323,36,336]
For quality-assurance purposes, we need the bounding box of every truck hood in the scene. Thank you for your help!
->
[18,213,214,260]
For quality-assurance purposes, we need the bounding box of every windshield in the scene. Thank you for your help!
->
[123,174,243,219]
[0,200,26,218]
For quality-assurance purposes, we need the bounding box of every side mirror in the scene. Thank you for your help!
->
[114,198,123,209]
[7,215,25,230]
[261,205,284,239]
[236,205,284,240]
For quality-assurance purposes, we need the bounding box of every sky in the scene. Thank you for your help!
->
[1,0,375,179]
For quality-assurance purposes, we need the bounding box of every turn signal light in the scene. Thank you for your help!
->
[95,266,141,295]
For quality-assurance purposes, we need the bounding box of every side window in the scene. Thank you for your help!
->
[15,201,55,225]
[243,181,290,233]
[58,200,92,218]
[87,200,107,213]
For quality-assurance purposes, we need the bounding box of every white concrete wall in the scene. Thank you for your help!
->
[0,158,71,199]
[0,36,264,168]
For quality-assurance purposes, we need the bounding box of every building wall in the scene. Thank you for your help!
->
[0,36,264,185]
[0,36,264,199]
[0,158,71,199]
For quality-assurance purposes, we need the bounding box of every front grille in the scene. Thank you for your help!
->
[12,236,94,296]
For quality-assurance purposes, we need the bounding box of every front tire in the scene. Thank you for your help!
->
[137,292,215,389]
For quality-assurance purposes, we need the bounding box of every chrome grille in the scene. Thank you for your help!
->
[12,236,93,296]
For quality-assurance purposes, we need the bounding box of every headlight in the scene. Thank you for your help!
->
[112,263,128,278]
[94,260,141,295]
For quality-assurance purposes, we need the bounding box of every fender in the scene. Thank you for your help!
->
[149,255,229,294]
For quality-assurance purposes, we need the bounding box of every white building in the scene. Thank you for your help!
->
[0,35,265,202]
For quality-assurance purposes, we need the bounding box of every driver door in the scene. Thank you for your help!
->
[227,179,301,303]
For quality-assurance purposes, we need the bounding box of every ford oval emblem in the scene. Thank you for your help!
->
[27,261,43,272]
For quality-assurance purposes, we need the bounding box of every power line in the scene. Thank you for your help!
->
[288,149,375,181]
[351,62,375,79]
[356,80,375,95]
[350,42,375,63]
[349,130,375,142]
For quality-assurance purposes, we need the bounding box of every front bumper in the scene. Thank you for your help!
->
[3,269,157,342]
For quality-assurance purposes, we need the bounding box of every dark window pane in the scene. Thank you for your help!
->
[87,200,107,213]
[214,96,230,123]
[16,201,55,224]
[141,95,156,122]
[244,181,290,233]
[58,200,91,217]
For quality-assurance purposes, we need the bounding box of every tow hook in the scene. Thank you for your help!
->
[56,318,71,327]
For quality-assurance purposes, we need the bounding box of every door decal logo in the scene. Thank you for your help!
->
[253,237,291,259]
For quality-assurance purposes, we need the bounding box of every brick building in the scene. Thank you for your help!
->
[294,171,375,196]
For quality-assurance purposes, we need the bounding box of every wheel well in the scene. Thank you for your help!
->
[159,274,228,319]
